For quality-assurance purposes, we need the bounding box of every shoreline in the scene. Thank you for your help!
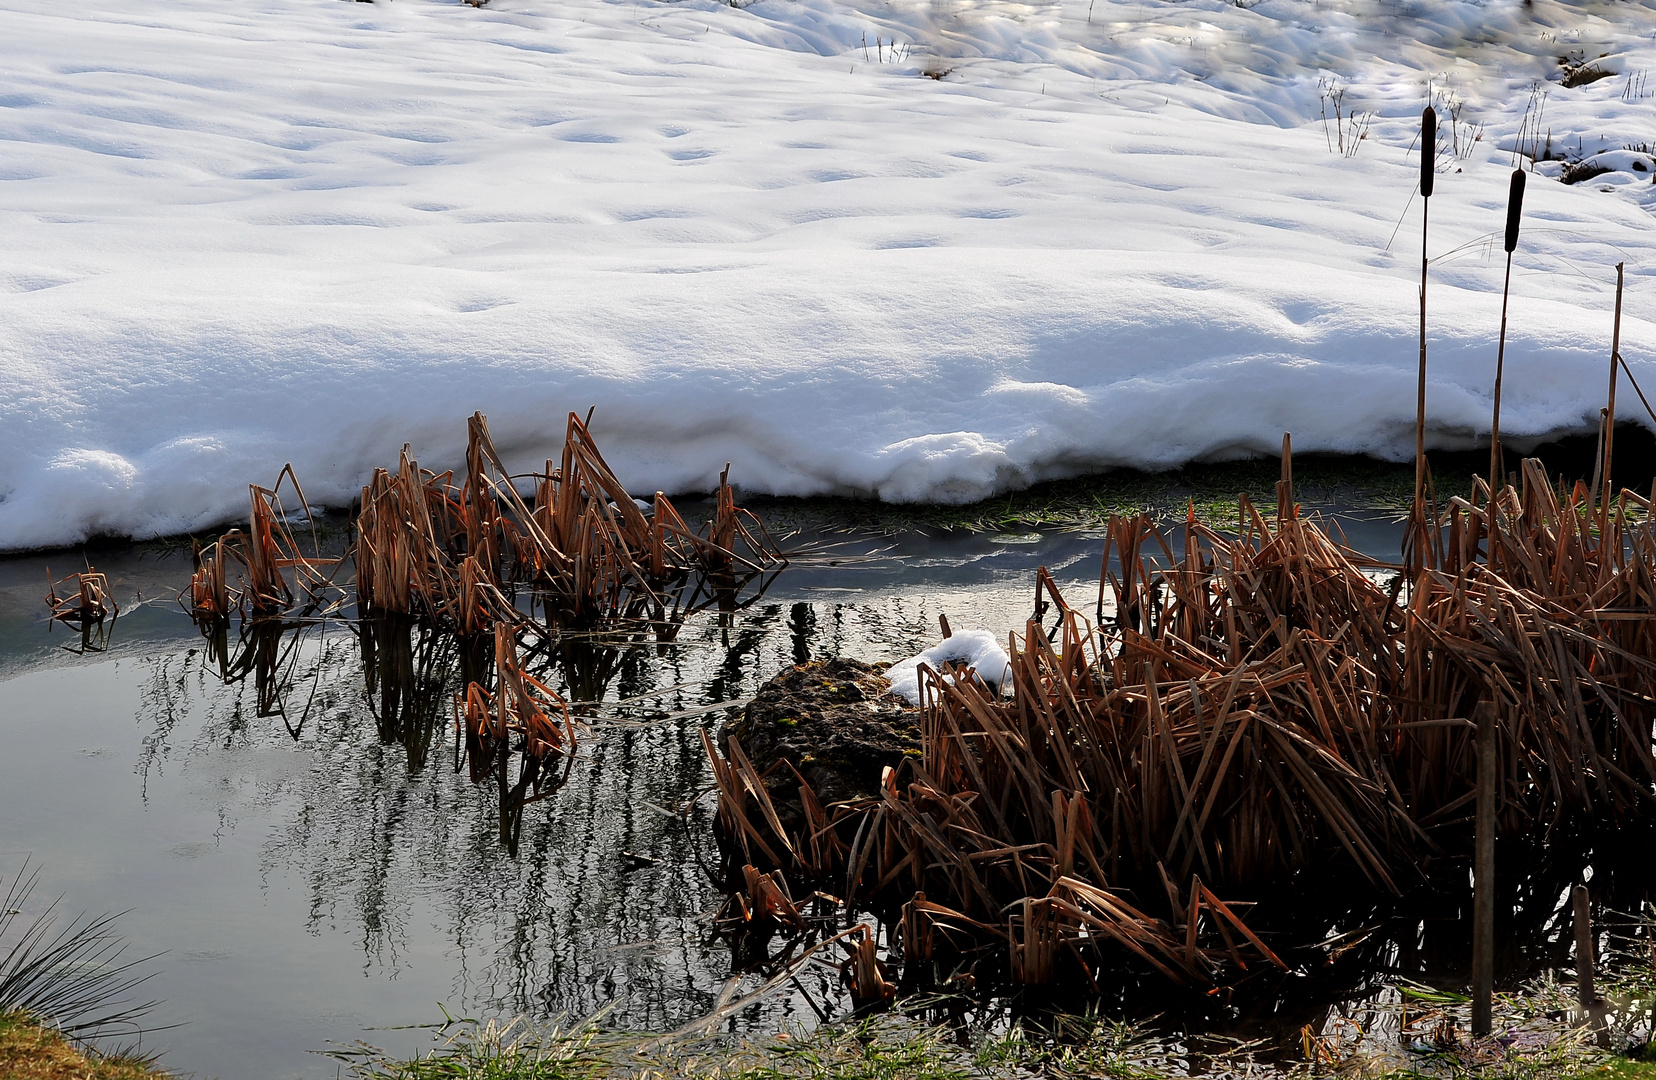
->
[5,429,1649,561]
[0,1012,170,1080]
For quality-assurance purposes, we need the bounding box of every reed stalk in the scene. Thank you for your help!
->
[45,569,116,624]
[1601,261,1626,538]
[1489,168,1525,492]
[1410,106,1437,574]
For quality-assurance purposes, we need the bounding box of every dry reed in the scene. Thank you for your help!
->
[706,444,1656,990]
[457,623,583,853]
[185,464,341,621]
[156,408,785,858]
[179,410,782,634]
[45,569,117,624]
[353,411,782,630]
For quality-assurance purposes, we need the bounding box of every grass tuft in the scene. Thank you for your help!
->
[324,1014,983,1080]
[322,981,1656,1080]
[0,1012,169,1080]
[324,1015,612,1080]
[0,861,162,1045]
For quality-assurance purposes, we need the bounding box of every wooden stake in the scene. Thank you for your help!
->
[1472,700,1496,1037]
[1574,883,1609,1046]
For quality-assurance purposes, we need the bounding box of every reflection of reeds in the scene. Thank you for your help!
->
[360,615,465,772]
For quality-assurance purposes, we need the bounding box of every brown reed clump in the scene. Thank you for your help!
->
[458,624,577,769]
[704,455,1656,990]
[45,569,117,623]
[184,464,342,621]
[175,409,782,634]
[1402,461,1656,826]
[355,411,783,630]
[355,444,483,624]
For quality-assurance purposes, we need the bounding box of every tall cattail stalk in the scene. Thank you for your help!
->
[1601,261,1626,536]
[1489,169,1526,493]
[1410,106,1438,572]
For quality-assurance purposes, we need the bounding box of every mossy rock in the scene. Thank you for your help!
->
[721,658,921,816]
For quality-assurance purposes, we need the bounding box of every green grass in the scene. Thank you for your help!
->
[325,1007,1284,1080]
[1567,1060,1656,1080]
[329,980,1656,1080]
[324,1015,611,1080]
[323,1014,984,1080]
[0,861,162,1045]
[1357,1046,1656,1080]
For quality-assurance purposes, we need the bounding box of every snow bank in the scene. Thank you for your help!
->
[885,629,1013,703]
[4,0,1656,549]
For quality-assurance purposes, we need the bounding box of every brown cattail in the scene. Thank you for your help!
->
[1421,107,1437,198]
[1504,169,1526,253]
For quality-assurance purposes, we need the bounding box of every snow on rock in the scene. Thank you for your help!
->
[885,629,1013,704]
[4,0,1656,549]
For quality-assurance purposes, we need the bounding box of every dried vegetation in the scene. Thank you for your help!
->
[44,569,117,626]
[169,410,784,851]
[707,442,1656,993]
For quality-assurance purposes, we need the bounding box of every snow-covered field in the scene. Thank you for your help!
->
[2,0,1654,549]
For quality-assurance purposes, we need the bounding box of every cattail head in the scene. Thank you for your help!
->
[1421,107,1437,198]
[1504,169,1526,253]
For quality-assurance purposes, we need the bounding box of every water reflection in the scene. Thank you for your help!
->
[24,510,1656,1074]
[360,616,470,774]
[118,582,958,1032]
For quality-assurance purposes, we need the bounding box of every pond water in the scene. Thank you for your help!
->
[1,520,1153,1079]
[2,506,1645,1079]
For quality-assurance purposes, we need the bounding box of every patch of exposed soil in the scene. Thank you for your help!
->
[720,658,921,824]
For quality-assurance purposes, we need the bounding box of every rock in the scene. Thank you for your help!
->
[720,658,921,813]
